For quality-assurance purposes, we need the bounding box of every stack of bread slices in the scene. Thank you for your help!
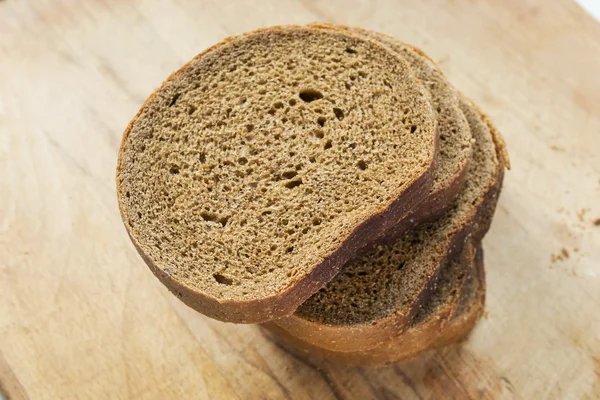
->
[117,24,510,365]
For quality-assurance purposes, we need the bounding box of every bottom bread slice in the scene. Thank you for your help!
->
[262,241,486,366]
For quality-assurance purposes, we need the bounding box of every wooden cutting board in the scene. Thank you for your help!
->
[1,0,599,398]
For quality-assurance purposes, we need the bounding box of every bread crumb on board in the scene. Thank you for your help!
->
[576,208,590,222]
[594,217,600,226]
[551,248,571,263]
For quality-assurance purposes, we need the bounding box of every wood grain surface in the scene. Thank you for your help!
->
[1,0,600,398]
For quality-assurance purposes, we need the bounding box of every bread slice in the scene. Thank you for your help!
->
[271,96,507,351]
[313,24,473,231]
[262,240,484,365]
[116,25,439,323]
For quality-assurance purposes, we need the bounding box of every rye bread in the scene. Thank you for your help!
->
[271,96,507,351]
[116,25,439,323]
[262,241,484,365]
[313,24,473,230]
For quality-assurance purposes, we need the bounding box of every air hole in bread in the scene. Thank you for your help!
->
[357,160,368,170]
[317,116,326,127]
[345,47,357,54]
[169,165,180,175]
[282,170,298,179]
[324,139,332,150]
[284,179,303,189]
[299,89,323,103]
[168,93,180,107]
[410,125,417,133]
[213,274,233,285]
[200,212,229,227]
[238,157,248,165]
[289,98,297,106]
[314,129,325,139]
[333,108,345,120]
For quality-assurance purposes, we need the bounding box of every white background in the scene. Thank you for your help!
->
[576,0,600,21]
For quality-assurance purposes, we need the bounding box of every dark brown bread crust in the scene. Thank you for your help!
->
[430,245,486,350]
[116,25,439,323]
[270,97,506,350]
[262,242,485,366]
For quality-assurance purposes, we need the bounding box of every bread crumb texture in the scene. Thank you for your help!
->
[117,26,436,302]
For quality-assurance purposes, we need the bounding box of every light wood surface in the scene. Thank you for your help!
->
[1,0,600,398]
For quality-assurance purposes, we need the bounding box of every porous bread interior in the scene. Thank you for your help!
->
[117,27,436,302]
[295,100,498,325]
[349,28,472,194]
